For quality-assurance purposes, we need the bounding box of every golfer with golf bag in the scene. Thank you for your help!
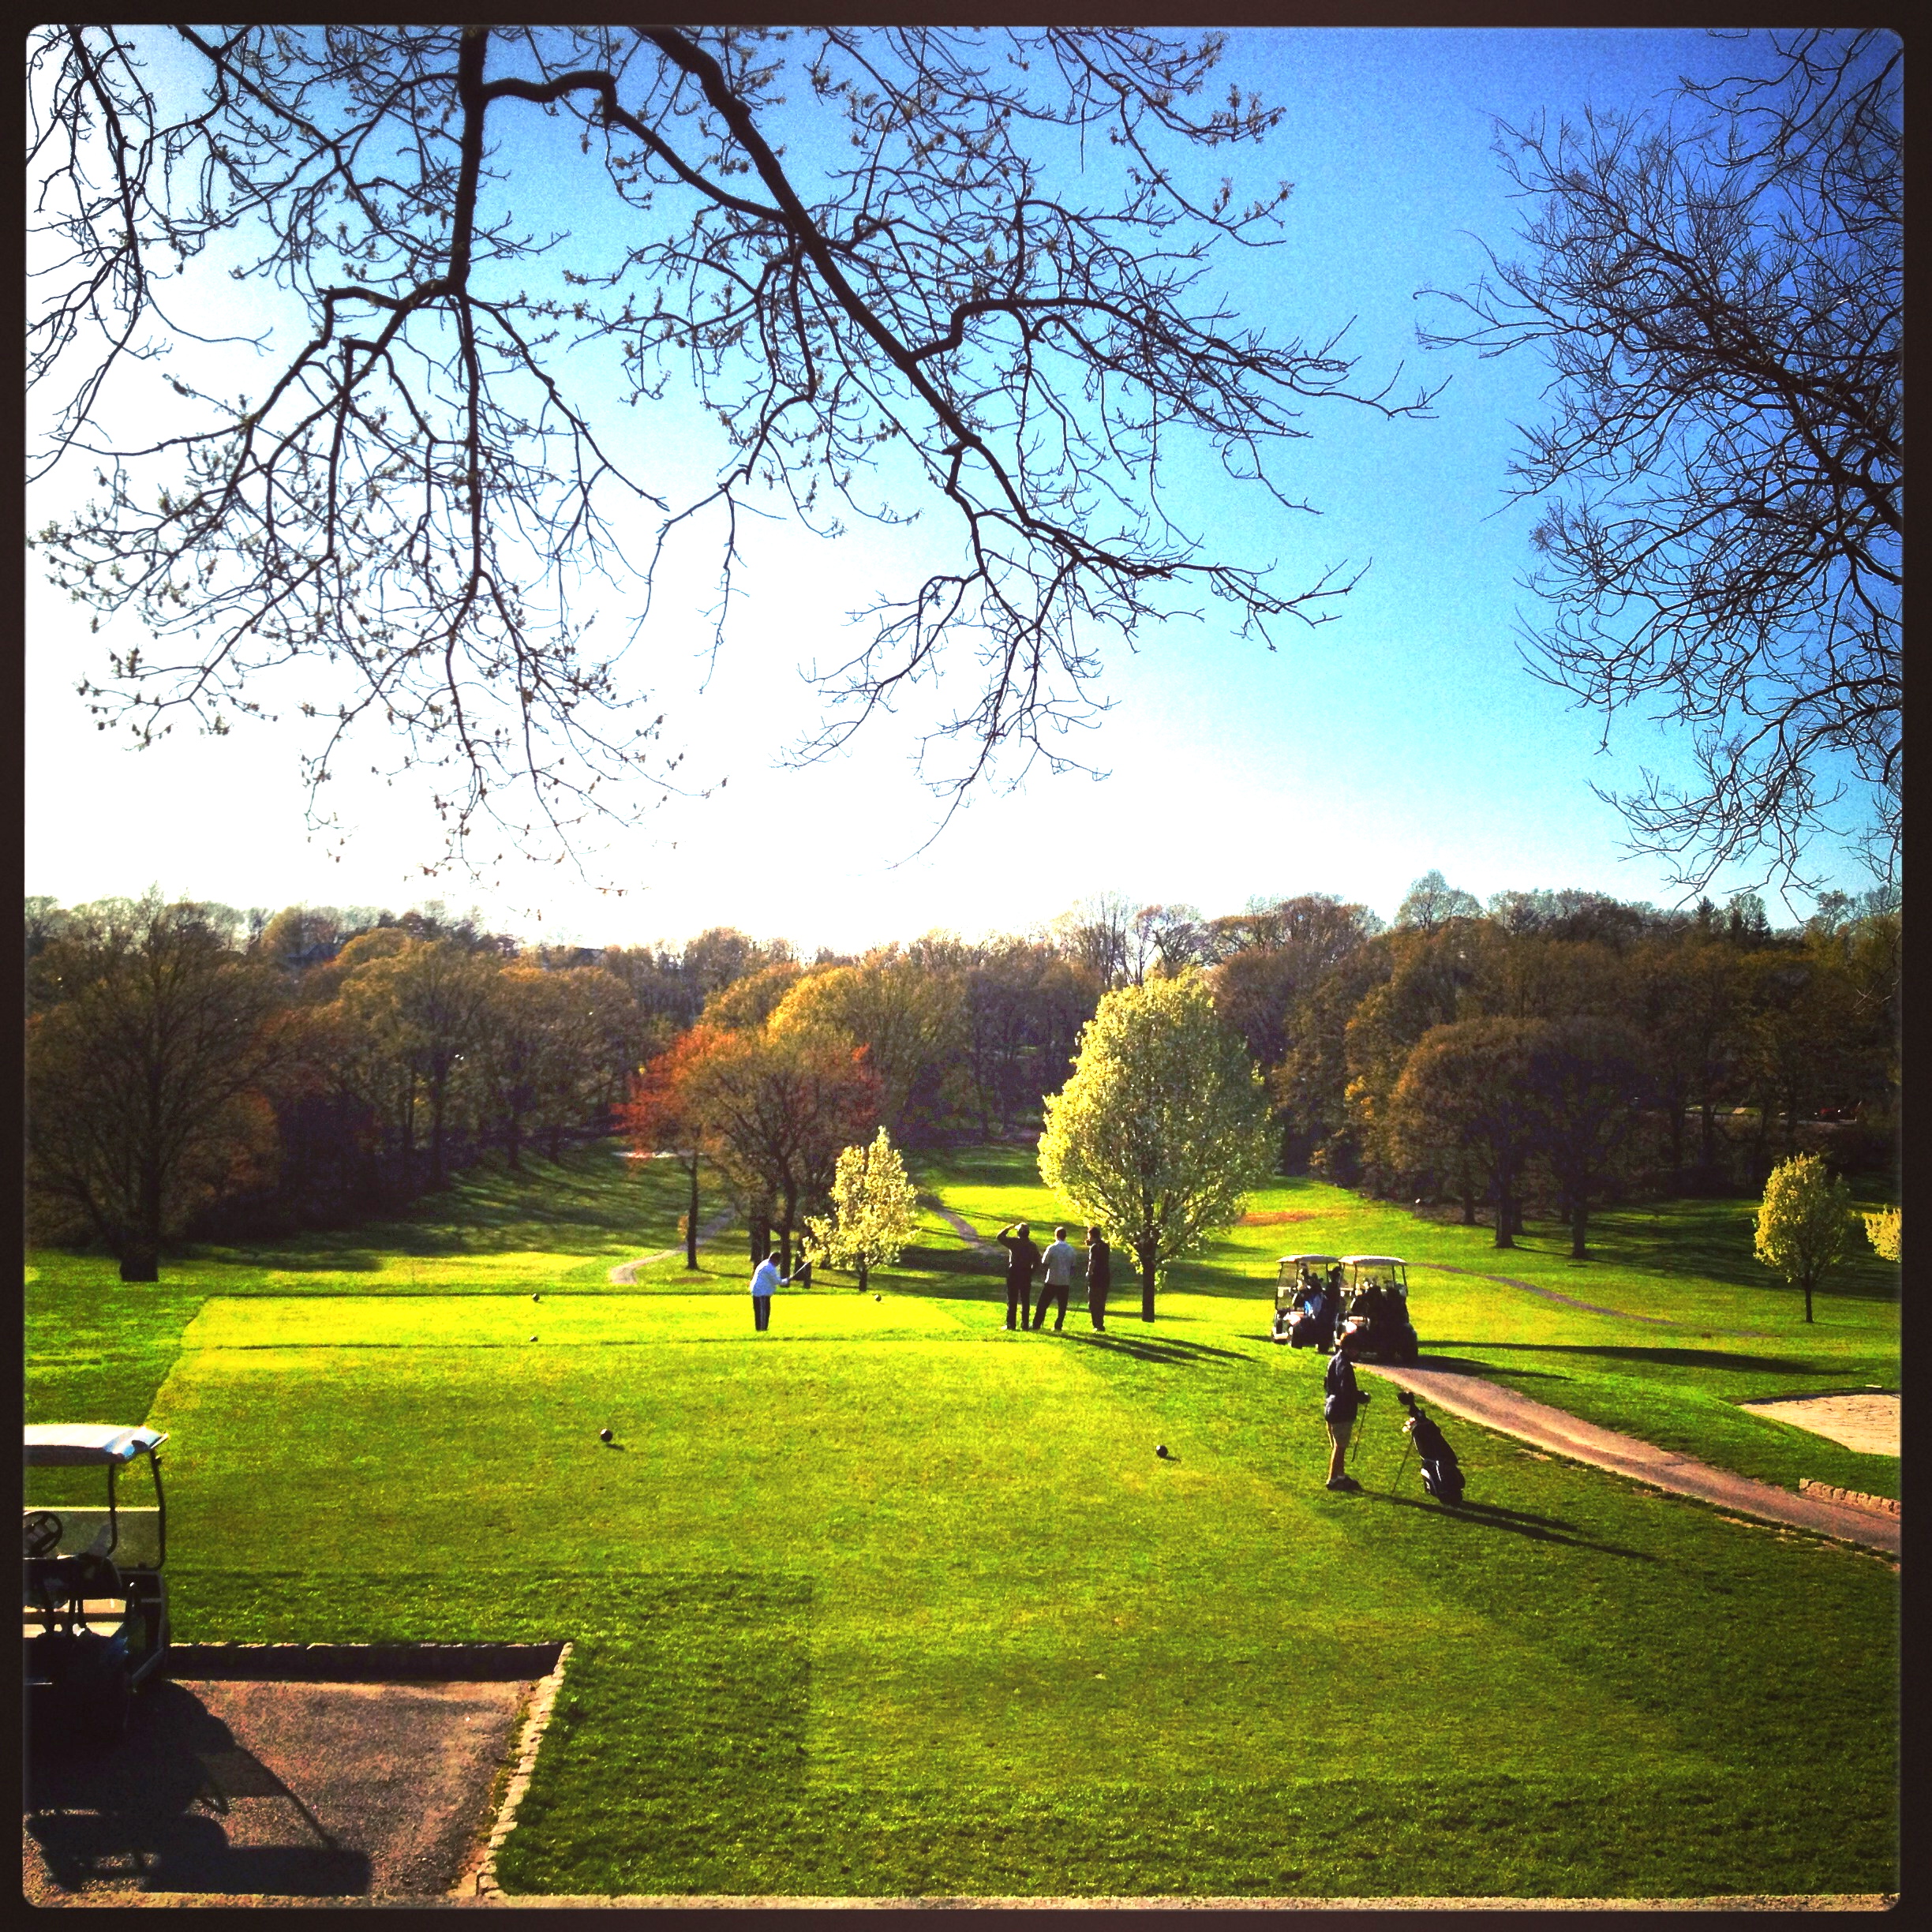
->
[1322,1328,1369,1492]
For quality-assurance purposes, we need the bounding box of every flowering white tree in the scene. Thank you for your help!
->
[1754,1152,1855,1324]
[805,1126,920,1294]
[1038,971,1274,1321]
[1863,1207,1900,1264]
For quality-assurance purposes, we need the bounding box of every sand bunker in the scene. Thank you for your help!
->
[1738,1391,1899,1457]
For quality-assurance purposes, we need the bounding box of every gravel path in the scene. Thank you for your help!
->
[1361,1361,1900,1556]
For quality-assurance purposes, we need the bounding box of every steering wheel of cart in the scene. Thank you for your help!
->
[23,1510,63,1559]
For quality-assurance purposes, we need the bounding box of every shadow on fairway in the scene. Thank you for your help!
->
[1368,1492,1656,1559]
[1412,1352,1571,1380]
[1433,1340,1832,1376]
[1064,1331,1253,1368]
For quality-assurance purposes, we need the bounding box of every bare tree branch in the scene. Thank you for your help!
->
[28,25,1440,874]
[1419,28,1900,894]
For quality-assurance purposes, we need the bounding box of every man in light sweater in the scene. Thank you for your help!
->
[1033,1225,1080,1332]
[749,1249,806,1332]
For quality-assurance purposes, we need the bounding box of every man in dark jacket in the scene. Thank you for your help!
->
[1084,1226,1111,1331]
[1323,1329,1369,1492]
[995,1220,1040,1331]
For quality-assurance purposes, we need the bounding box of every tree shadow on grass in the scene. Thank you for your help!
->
[1063,1331,1252,1368]
[1431,1341,1836,1376]
[1412,1352,1572,1380]
[1368,1492,1657,1559]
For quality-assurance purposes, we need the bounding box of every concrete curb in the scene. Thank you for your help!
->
[164,1642,566,1681]
[458,1641,574,1898]
[1799,1478,1900,1518]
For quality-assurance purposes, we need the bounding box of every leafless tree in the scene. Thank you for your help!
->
[28,24,1437,873]
[1421,29,1900,893]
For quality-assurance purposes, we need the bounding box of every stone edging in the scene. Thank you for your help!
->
[459,1640,575,1897]
[1798,1479,1900,1518]
[164,1641,565,1681]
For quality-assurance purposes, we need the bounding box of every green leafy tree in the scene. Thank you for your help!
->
[26,893,287,1279]
[1039,972,1274,1322]
[1388,1017,1544,1250]
[805,1127,921,1294]
[1754,1152,1855,1324]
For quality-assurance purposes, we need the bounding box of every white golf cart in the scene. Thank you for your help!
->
[1334,1256,1421,1365]
[23,1424,171,1740]
[1271,1254,1343,1350]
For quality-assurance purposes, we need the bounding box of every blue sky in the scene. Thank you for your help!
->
[23,27,1886,949]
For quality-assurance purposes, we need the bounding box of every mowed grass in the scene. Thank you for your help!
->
[908,1150,1900,1501]
[25,1143,1898,1898]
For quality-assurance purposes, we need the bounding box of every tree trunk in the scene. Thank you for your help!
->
[1137,1237,1159,1322]
[858,1258,869,1294]
[1493,1168,1515,1249]
[1803,1274,1814,1324]
[750,1213,770,1264]
[685,1155,700,1268]
[429,1072,448,1188]
[119,1241,159,1283]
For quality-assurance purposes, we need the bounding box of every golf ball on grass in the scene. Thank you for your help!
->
[599,1428,613,1443]
[1155,1443,1170,1458]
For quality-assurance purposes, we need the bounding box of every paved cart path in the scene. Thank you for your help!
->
[607,1211,736,1286]
[1361,1361,1900,1556]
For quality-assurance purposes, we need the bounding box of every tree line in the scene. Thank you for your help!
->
[24,874,1896,1280]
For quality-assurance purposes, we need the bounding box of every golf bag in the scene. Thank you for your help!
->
[1401,1396,1465,1506]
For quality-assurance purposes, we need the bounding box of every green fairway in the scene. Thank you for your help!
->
[24,1144,1897,1898]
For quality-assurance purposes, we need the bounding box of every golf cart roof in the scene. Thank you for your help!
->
[24,1424,168,1468]
[1340,1256,1407,1269]
[1278,1253,1342,1267]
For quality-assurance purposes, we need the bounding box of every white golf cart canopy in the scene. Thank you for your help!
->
[1277,1254,1342,1268]
[24,1425,167,1468]
[1340,1256,1406,1270]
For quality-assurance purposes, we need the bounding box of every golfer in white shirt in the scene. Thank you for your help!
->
[750,1251,804,1332]
[1032,1226,1080,1331]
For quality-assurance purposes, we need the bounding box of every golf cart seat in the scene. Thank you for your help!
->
[23,1552,132,1642]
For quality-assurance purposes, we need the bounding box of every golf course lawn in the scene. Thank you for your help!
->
[25,1143,1898,1898]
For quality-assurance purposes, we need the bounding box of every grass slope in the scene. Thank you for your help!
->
[24,1143,1897,1899]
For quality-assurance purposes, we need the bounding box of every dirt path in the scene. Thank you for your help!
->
[1360,1362,1900,1556]
[606,1211,736,1286]
[933,1205,999,1253]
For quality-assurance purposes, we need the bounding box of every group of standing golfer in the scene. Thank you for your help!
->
[993,1220,1110,1332]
